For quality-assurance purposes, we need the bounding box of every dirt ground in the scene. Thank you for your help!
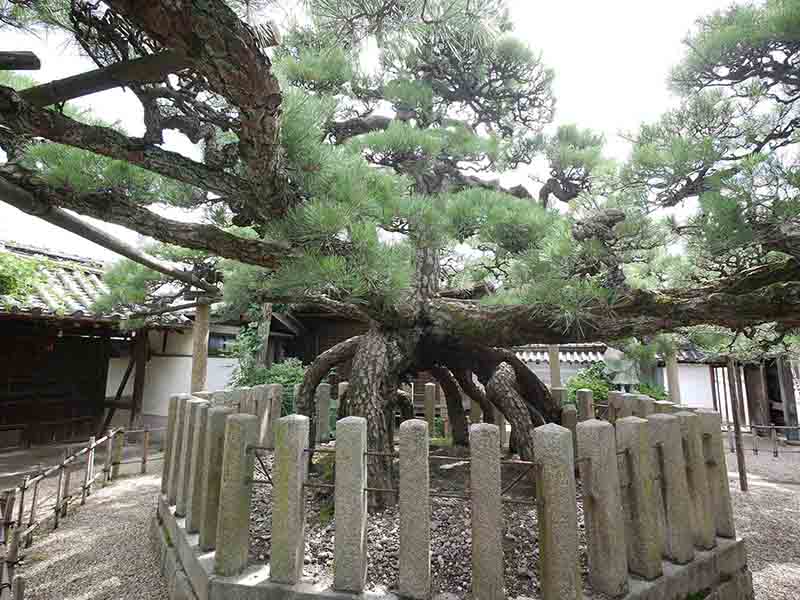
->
[725,438,800,600]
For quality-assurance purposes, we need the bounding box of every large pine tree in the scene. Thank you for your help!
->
[3,0,800,494]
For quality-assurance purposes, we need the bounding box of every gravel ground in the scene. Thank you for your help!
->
[15,473,168,600]
[726,445,800,600]
[249,451,601,599]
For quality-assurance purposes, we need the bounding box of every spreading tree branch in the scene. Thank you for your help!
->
[20,51,190,107]
[0,164,293,269]
[0,173,218,293]
[0,85,248,199]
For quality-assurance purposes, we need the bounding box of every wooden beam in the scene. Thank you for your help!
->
[190,303,210,393]
[20,51,189,107]
[727,357,748,491]
[130,328,149,428]
[0,51,40,70]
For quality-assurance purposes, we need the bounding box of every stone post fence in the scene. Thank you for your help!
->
[153,384,752,600]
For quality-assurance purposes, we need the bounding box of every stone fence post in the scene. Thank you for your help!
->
[635,395,655,418]
[424,383,436,433]
[316,383,331,443]
[266,384,283,449]
[647,414,694,564]
[615,416,662,580]
[470,423,503,600]
[676,411,716,550]
[214,414,258,577]
[199,406,235,551]
[620,393,638,419]
[534,423,580,600]
[271,415,310,585]
[176,398,205,517]
[577,419,628,596]
[186,399,210,533]
[561,405,578,465]
[399,419,430,599]
[696,409,736,538]
[161,394,180,495]
[654,400,676,414]
[576,388,594,421]
[167,394,190,505]
[607,390,624,424]
[334,417,368,592]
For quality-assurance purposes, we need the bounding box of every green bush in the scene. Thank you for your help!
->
[637,382,669,401]
[565,362,613,405]
[232,355,307,415]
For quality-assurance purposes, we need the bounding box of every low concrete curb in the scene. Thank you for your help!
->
[152,492,754,600]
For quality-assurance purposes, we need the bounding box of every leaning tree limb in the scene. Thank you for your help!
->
[296,335,364,455]
[0,85,248,200]
[0,174,218,293]
[20,51,190,108]
[485,362,539,461]
[0,164,293,270]
[429,366,468,446]
[426,260,800,346]
[452,369,495,424]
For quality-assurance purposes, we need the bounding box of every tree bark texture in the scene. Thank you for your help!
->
[430,367,468,447]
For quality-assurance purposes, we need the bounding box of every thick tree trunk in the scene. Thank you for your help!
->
[430,367,468,446]
[347,328,412,507]
[485,363,539,461]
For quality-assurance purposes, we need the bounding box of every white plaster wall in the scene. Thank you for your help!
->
[672,364,715,410]
[105,355,238,418]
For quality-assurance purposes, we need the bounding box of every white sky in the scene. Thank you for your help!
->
[0,0,730,263]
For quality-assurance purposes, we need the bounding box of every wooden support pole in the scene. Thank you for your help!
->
[24,479,39,548]
[104,431,114,483]
[61,463,71,518]
[54,451,67,530]
[547,345,561,388]
[81,437,95,504]
[666,354,682,404]
[727,358,748,492]
[141,427,150,474]
[130,330,148,428]
[16,478,27,530]
[191,302,211,393]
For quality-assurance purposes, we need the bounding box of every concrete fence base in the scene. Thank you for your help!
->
[154,384,754,600]
[151,498,754,600]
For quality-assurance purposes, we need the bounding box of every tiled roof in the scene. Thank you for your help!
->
[514,343,608,365]
[0,241,187,326]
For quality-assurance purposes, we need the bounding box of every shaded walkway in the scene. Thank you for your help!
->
[19,473,167,600]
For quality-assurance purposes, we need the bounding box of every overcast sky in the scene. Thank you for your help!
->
[0,0,730,262]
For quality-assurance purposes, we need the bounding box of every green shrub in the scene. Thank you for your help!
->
[565,362,613,405]
[232,355,307,415]
[637,382,669,401]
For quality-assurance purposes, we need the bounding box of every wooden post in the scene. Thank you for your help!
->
[61,464,72,518]
[129,329,148,428]
[771,423,779,457]
[191,302,211,393]
[727,358,748,491]
[710,366,718,411]
[666,353,682,404]
[141,427,150,474]
[54,452,67,529]
[16,478,27,530]
[81,436,95,505]
[547,345,561,387]
[104,430,114,483]
[24,479,40,548]
[5,527,20,599]
[1,489,15,544]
